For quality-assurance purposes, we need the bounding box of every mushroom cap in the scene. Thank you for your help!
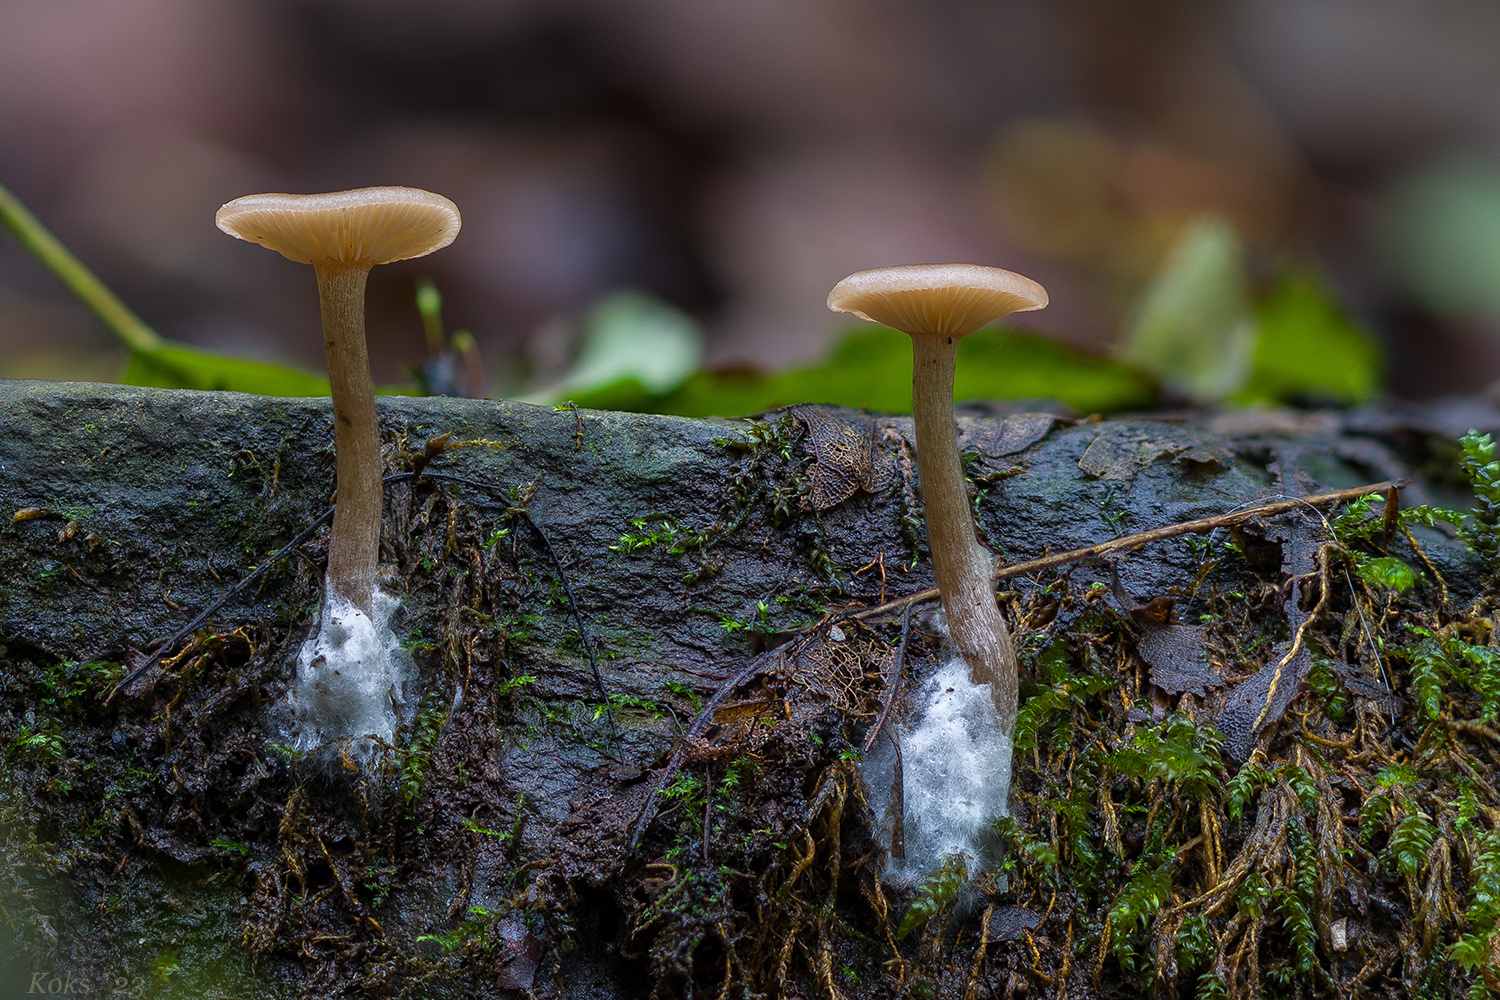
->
[216,187,460,266]
[827,263,1048,339]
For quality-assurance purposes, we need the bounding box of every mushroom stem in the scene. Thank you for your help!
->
[910,333,1019,735]
[315,262,381,613]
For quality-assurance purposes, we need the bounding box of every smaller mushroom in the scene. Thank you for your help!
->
[216,187,460,612]
[828,264,1047,736]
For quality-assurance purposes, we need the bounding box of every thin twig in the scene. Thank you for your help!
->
[862,604,913,754]
[511,500,617,740]
[629,642,800,849]
[374,469,617,739]
[107,502,337,702]
[851,479,1405,621]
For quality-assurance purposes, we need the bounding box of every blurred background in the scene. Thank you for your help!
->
[4,0,1500,407]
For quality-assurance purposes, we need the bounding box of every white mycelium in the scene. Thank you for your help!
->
[864,659,1013,878]
[287,590,412,756]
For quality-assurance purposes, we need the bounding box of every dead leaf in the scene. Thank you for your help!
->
[493,918,543,991]
[1335,659,1395,706]
[1139,625,1222,696]
[1174,442,1234,472]
[790,406,891,511]
[1216,642,1312,760]
[1112,569,1221,696]
[1078,423,1180,481]
[1215,510,1323,758]
[1079,421,1234,481]
[959,413,1058,459]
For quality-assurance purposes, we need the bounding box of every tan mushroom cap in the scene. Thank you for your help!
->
[827,263,1048,339]
[215,186,460,267]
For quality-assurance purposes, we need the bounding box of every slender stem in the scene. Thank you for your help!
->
[911,333,1019,734]
[315,263,381,612]
[0,180,162,353]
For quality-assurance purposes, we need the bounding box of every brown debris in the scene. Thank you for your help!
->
[790,404,891,511]
[1113,567,1223,696]
[988,906,1041,942]
[1216,512,1326,758]
[1078,422,1232,481]
[493,919,543,991]
[1139,624,1222,696]
[959,413,1059,460]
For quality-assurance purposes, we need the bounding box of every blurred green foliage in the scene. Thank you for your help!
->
[1120,216,1255,404]
[1,180,334,397]
[563,325,1157,417]
[1235,272,1382,405]
[526,290,702,404]
[559,255,1382,417]
[1381,157,1500,323]
[1121,215,1382,408]
[5,177,1387,412]
[119,341,330,395]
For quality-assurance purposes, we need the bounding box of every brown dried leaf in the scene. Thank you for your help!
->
[1216,643,1313,760]
[959,413,1058,459]
[987,905,1041,941]
[790,405,890,511]
[493,918,543,991]
[1112,570,1222,696]
[1215,510,1323,758]
[1078,424,1180,481]
[1079,422,1233,481]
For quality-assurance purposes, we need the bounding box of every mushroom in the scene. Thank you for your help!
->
[216,187,460,612]
[827,264,1047,735]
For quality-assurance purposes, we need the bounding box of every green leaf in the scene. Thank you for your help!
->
[120,341,330,396]
[1225,758,1269,822]
[1120,215,1255,403]
[567,325,1156,417]
[1237,272,1382,405]
[1111,715,1224,799]
[529,290,703,403]
[1381,158,1500,322]
[1353,554,1419,593]
[1389,812,1437,881]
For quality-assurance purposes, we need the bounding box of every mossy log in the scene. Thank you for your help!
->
[1,380,1497,999]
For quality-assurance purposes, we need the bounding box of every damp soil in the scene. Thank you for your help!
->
[1,381,1499,998]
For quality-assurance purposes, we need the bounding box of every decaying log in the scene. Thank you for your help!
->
[0,381,1494,999]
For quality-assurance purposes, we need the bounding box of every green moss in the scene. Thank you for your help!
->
[896,854,968,940]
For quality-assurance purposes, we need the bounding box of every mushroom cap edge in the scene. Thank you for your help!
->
[827,263,1048,339]
[216,186,461,267]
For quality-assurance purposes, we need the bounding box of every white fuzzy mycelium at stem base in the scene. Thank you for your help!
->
[862,658,1014,879]
[286,590,413,760]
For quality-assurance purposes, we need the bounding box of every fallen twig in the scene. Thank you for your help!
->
[107,502,337,703]
[861,604,912,754]
[850,479,1406,621]
[629,640,803,849]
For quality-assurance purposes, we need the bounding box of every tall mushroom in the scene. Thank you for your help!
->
[216,187,461,612]
[827,264,1047,736]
